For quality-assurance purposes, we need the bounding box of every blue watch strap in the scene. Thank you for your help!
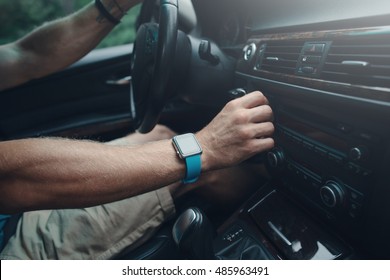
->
[183,154,202,184]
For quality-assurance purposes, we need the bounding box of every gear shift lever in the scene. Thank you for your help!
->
[172,207,216,259]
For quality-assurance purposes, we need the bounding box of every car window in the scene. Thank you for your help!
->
[0,0,140,48]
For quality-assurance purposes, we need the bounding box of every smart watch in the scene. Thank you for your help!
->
[172,133,203,184]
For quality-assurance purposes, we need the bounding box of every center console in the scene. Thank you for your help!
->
[214,188,351,260]
[268,103,379,226]
[213,25,390,259]
[212,92,384,259]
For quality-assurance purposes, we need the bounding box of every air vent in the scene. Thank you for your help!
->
[255,41,304,75]
[322,38,390,88]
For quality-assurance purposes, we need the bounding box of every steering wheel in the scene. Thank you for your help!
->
[130,0,178,133]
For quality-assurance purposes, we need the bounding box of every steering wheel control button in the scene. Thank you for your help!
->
[145,29,158,54]
[131,0,179,133]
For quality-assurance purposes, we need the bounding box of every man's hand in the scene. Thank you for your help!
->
[196,91,274,171]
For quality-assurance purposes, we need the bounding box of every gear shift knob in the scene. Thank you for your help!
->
[172,207,216,259]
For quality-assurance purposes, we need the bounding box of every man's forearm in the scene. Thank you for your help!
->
[0,92,275,214]
[0,0,140,91]
[0,137,185,214]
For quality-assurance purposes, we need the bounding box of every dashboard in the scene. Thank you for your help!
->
[244,0,390,33]
[190,0,390,259]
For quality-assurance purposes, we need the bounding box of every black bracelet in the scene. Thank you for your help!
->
[95,0,120,25]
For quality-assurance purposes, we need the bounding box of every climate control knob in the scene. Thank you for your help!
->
[267,148,285,168]
[320,180,345,208]
[349,146,368,162]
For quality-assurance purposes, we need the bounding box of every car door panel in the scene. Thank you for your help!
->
[0,44,134,141]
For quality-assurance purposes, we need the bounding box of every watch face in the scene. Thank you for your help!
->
[173,133,202,158]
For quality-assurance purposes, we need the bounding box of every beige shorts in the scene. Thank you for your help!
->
[0,188,175,260]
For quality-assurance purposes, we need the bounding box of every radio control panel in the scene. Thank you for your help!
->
[266,110,379,225]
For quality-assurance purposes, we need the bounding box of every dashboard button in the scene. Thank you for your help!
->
[328,153,343,164]
[358,132,378,142]
[244,43,256,61]
[301,55,321,64]
[346,162,361,174]
[349,146,369,162]
[336,123,353,133]
[267,148,285,168]
[315,147,328,157]
[349,190,364,204]
[228,88,246,100]
[304,43,326,54]
[348,202,362,219]
[320,181,345,208]
[300,66,317,74]
[361,168,372,177]
[302,141,315,150]
[310,179,321,189]
[292,136,302,144]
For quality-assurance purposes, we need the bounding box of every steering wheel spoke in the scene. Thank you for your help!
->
[131,0,178,133]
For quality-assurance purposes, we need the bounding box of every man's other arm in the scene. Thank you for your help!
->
[0,0,140,91]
